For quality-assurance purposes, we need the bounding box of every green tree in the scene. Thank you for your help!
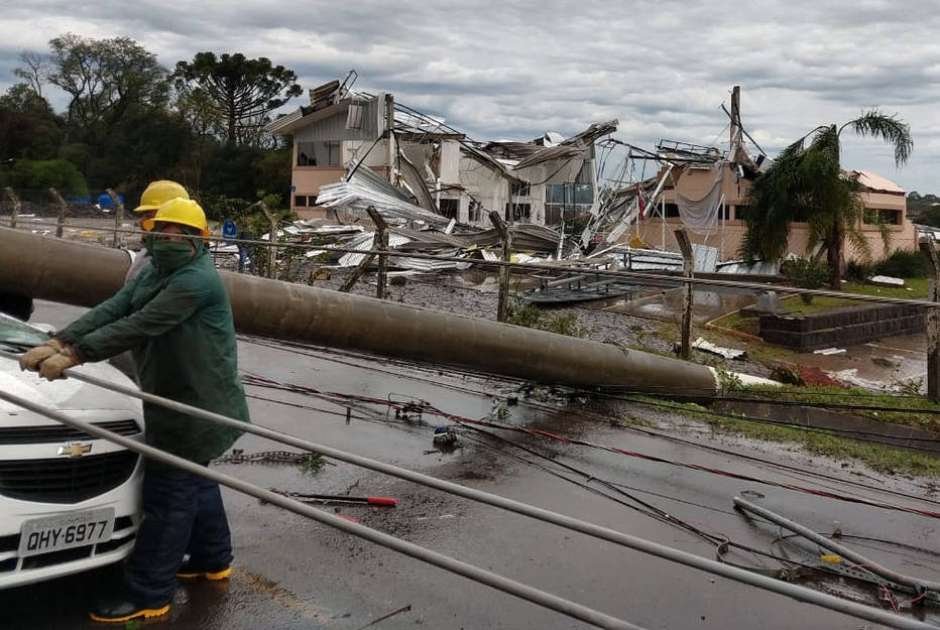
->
[47,33,169,143]
[13,51,49,98]
[741,110,912,289]
[0,83,62,160]
[9,159,88,198]
[173,52,301,146]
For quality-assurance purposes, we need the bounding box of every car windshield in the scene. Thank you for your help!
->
[0,313,50,350]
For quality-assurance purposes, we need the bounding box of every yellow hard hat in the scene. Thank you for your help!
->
[134,180,189,213]
[142,198,210,237]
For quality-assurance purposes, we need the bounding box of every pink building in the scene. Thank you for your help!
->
[630,162,914,262]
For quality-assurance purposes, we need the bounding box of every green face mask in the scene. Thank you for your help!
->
[142,234,156,252]
[150,239,195,273]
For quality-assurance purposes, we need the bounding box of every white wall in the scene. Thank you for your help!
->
[458,155,510,226]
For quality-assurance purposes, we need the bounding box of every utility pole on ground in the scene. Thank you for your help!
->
[675,229,694,360]
[49,188,67,238]
[920,238,940,402]
[3,188,20,229]
[106,188,125,248]
[490,211,512,322]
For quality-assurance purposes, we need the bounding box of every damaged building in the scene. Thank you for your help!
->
[625,140,917,262]
[265,78,617,229]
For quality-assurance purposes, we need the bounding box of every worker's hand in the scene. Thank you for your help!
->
[19,343,60,372]
[38,350,80,381]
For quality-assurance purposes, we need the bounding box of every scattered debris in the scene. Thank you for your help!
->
[692,337,746,360]
[432,426,460,452]
[869,275,905,287]
[214,449,310,465]
[827,368,892,392]
[741,291,781,317]
[814,347,846,356]
[872,356,902,369]
[355,604,413,630]
[798,366,846,388]
[269,489,398,507]
[299,453,327,476]
[390,395,430,424]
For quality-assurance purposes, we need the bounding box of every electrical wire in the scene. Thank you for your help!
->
[7,219,939,309]
[236,337,940,506]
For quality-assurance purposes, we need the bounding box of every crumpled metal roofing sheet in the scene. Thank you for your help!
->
[317,167,450,227]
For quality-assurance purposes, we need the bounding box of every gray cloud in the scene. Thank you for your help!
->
[1,0,939,191]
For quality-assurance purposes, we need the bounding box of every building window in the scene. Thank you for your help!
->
[663,203,680,218]
[439,198,459,219]
[545,183,593,225]
[294,195,308,207]
[468,200,482,223]
[297,141,341,167]
[544,205,561,225]
[864,208,902,225]
[511,182,530,197]
[505,203,531,221]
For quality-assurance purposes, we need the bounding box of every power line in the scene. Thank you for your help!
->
[236,338,940,507]
[5,220,938,309]
[0,386,639,630]
[1,349,934,629]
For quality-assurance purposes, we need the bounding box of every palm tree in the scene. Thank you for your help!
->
[741,110,913,289]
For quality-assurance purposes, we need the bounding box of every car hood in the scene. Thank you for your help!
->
[0,357,142,416]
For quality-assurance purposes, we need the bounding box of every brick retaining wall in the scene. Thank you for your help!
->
[759,303,925,350]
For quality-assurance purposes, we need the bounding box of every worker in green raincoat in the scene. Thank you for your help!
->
[20,197,250,624]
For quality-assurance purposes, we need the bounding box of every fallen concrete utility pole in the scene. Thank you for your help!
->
[11,218,940,309]
[734,496,940,594]
[0,351,933,630]
[0,387,641,630]
[0,227,717,395]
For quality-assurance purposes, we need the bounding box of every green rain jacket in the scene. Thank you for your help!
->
[57,245,250,465]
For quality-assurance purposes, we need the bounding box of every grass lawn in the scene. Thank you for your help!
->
[844,277,928,299]
[741,384,940,432]
[627,394,940,477]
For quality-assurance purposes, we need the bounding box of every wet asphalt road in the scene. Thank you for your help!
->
[1,300,939,629]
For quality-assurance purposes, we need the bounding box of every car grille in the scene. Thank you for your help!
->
[0,451,139,503]
[0,420,140,444]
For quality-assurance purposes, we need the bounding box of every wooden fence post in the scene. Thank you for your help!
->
[259,202,278,279]
[674,229,694,360]
[106,188,125,248]
[3,187,20,229]
[366,206,388,300]
[920,238,940,402]
[49,188,67,238]
[489,211,512,322]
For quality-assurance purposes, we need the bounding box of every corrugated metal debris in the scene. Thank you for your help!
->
[317,167,451,227]
[692,337,746,360]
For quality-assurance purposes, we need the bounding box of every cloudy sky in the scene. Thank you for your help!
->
[2,0,938,192]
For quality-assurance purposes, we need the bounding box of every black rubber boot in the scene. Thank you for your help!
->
[88,597,171,624]
[176,561,232,581]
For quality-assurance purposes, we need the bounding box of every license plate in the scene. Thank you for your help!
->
[18,508,115,558]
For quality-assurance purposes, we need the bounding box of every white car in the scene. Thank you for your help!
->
[0,313,142,589]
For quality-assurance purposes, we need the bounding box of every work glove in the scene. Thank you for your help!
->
[38,348,80,381]
[19,339,66,372]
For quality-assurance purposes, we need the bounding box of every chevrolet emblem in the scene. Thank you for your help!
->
[57,442,93,458]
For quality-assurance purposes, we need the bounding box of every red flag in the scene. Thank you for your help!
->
[636,184,647,219]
